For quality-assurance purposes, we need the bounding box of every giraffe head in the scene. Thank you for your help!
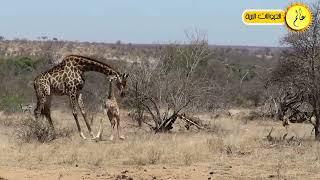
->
[112,73,129,97]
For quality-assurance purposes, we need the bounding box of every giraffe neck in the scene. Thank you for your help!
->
[66,55,120,77]
[108,80,115,99]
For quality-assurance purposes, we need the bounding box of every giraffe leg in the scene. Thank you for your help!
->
[69,94,86,139]
[94,118,104,141]
[95,108,108,140]
[116,115,125,140]
[90,115,94,127]
[108,113,115,141]
[33,82,42,119]
[77,93,94,139]
[34,95,46,120]
[43,96,54,130]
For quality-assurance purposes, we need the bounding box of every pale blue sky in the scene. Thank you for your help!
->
[0,0,315,46]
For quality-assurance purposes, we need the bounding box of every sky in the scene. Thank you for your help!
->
[0,0,316,47]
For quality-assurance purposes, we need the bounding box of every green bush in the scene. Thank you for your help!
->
[0,56,45,75]
[0,95,24,112]
[0,56,47,112]
[13,57,34,72]
[6,56,42,75]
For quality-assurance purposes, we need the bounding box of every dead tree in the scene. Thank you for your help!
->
[126,30,212,132]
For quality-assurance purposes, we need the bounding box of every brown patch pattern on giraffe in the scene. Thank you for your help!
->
[33,55,128,139]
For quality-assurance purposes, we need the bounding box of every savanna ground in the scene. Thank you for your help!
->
[1,109,320,180]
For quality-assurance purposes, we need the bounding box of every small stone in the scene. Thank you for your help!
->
[209,172,214,175]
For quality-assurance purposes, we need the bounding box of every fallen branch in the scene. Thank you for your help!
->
[177,113,204,130]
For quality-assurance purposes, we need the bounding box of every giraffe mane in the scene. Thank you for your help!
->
[64,54,120,75]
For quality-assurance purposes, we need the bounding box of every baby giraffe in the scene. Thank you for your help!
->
[95,77,125,141]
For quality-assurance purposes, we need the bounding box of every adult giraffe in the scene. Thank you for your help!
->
[33,55,128,139]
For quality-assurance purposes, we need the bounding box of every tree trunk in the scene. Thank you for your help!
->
[312,101,320,140]
[155,114,178,133]
[314,109,320,140]
[315,126,320,140]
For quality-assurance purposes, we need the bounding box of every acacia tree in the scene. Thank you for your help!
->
[270,2,320,139]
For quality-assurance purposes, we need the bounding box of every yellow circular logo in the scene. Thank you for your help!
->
[285,3,313,32]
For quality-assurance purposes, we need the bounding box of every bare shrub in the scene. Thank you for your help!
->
[15,118,74,143]
[15,118,55,143]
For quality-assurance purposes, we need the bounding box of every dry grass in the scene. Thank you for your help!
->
[1,109,320,179]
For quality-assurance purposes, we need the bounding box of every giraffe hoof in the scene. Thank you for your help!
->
[92,132,103,141]
[109,135,114,141]
[119,136,125,140]
[92,136,100,142]
[80,132,87,140]
[94,132,101,139]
